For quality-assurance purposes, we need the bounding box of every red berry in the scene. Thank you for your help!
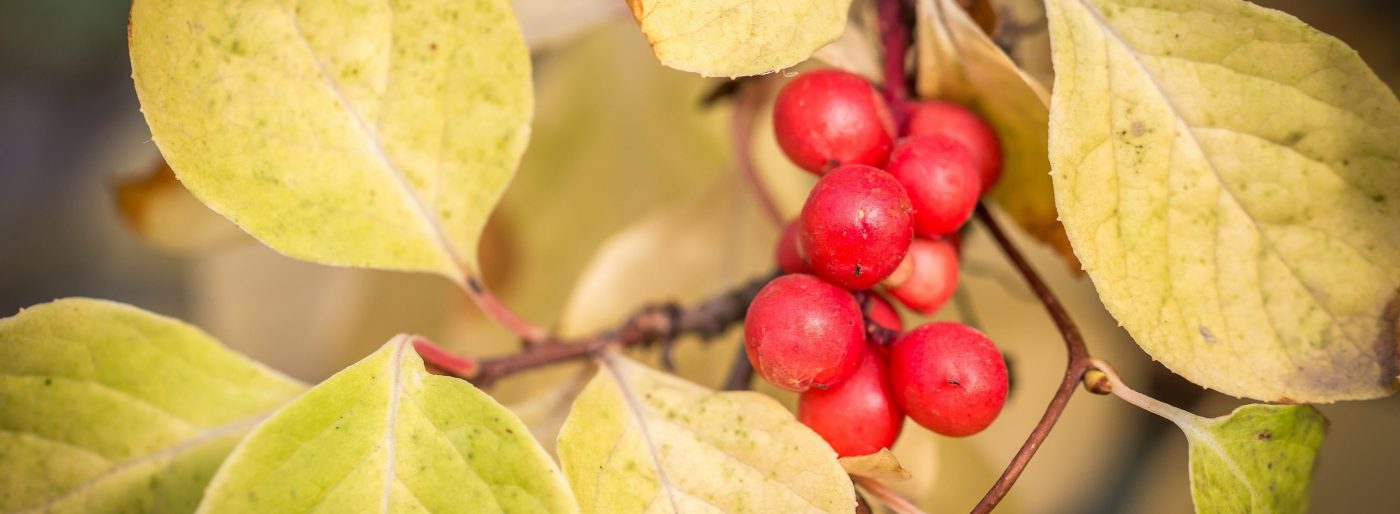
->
[887,135,981,238]
[775,220,811,274]
[886,238,959,314]
[744,274,866,391]
[798,351,905,457]
[773,69,895,174]
[866,292,903,333]
[906,101,1003,191]
[889,323,1008,437]
[799,165,914,291]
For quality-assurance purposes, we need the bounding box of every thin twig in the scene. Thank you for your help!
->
[854,476,930,514]
[878,0,911,122]
[424,273,776,388]
[969,204,1095,514]
[722,343,755,391]
[730,77,783,227]
[1089,358,1191,424]
[457,275,549,345]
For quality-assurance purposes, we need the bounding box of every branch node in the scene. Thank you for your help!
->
[1083,369,1112,395]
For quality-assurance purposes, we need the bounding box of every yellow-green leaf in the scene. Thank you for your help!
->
[1187,405,1328,514]
[557,354,855,513]
[197,335,577,513]
[915,0,1077,267]
[1102,365,1327,513]
[0,298,305,513]
[626,0,854,78]
[129,0,532,282]
[1047,0,1400,402]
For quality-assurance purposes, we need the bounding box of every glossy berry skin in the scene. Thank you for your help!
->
[906,101,1003,191]
[887,135,981,238]
[799,165,914,291]
[890,323,1008,437]
[799,351,905,457]
[744,274,866,392]
[773,69,895,174]
[775,220,811,274]
[886,238,959,314]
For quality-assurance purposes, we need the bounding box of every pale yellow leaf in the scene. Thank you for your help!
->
[557,354,855,513]
[129,0,532,282]
[627,0,854,77]
[1047,0,1400,401]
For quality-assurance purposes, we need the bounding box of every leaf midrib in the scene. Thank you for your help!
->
[286,5,466,281]
[600,354,682,513]
[14,415,268,514]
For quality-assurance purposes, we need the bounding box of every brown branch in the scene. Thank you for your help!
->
[878,0,912,120]
[423,273,777,388]
[969,204,1098,514]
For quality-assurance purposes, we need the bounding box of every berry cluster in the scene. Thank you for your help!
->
[745,69,1010,457]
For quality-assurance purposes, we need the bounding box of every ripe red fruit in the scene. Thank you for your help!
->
[799,165,914,291]
[889,323,1008,437]
[773,69,895,174]
[744,274,866,391]
[775,220,811,274]
[798,351,905,457]
[906,101,1003,191]
[886,238,959,314]
[886,135,981,238]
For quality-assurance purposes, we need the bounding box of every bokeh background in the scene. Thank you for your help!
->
[2,1,1399,512]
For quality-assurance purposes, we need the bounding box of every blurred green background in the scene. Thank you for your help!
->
[2,1,1399,512]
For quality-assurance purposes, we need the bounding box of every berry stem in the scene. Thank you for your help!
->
[731,77,784,227]
[854,476,930,514]
[457,274,549,346]
[419,273,776,388]
[722,343,756,390]
[878,0,912,122]
[969,204,1097,514]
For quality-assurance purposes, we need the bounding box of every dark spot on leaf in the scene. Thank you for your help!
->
[1130,121,1147,137]
[1199,325,1218,344]
[1281,131,1304,146]
[1257,430,1272,441]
